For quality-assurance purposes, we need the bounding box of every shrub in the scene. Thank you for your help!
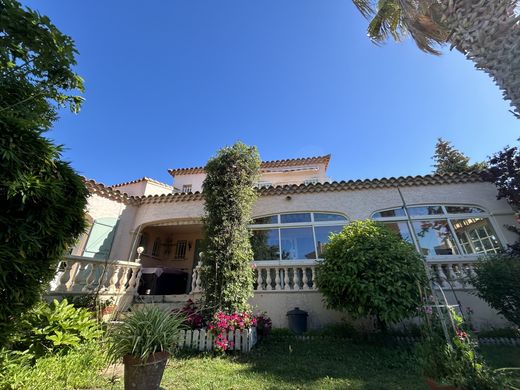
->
[200,142,261,314]
[207,310,257,352]
[255,312,273,338]
[472,253,520,326]
[316,220,427,330]
[176,299,205,329]
[10,299,102,359]
[0,341,108,390]
[0,1,88,346]
[107,305,185,362]
[416,307,505,389]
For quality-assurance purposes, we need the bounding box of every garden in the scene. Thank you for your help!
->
[2,2,520,389]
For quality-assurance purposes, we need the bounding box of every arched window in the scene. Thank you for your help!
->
[249,212,348,262]
[371,205,502,257]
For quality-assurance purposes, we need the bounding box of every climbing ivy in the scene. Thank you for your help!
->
[200,142,261,314]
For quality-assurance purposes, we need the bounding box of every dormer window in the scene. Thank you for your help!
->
[182,184,192,193]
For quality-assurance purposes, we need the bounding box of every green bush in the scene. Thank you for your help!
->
[316,220,427,329]
[10,299,102,359]
[108,305,185,362]
[0,341,109,390]
[472,253,520,326]
[0,0,88,346]
[200,142,261,314]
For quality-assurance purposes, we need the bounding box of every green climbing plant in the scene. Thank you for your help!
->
[200,142,261,314]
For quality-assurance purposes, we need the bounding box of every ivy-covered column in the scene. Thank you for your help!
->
[200,142,261,314]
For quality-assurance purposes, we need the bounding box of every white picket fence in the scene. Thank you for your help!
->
[177,327,257,352]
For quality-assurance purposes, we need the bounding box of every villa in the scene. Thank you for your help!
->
[49,154,519,329]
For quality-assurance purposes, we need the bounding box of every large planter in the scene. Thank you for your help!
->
[123,351,169,390]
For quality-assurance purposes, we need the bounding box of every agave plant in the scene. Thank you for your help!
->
[107,306,185,362]
[353,0,520,118]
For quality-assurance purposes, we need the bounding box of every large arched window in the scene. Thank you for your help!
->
[249,212,348,262]
[371,205,503,257]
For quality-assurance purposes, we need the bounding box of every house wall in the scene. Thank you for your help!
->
[172,162,329,193]
[71,194,137,260]
[252,182,517,245]
[114,181,148,197]
[173,173,206,193]
[114,181,172,197]
[250,290,509,330]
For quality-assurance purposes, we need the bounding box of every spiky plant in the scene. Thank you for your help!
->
[352,0,520,118]
[107,306,185,362]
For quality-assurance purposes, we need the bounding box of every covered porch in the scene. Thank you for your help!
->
[136,220,204,296]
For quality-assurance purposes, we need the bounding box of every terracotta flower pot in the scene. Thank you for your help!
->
[123,351,169,390]
[425,377,461,390]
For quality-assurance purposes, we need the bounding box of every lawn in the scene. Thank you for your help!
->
[100,336,520,390]
[4,336,519,389]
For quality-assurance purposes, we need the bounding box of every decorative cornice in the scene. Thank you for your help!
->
[256,171,485,196]
[168,154,332,176]
[136,171,486,204]
[84,172,486,205]
[111,177,173,190]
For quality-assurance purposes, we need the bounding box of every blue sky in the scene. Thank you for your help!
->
[25,0,518,186]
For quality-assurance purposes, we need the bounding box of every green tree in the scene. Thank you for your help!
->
[432,138,485,174]
[472,253,520,327]
[352,1,520,118]
[482,139,520,254]
[0,0,88,346]
[316,220,427,330]
[200,142,261,314]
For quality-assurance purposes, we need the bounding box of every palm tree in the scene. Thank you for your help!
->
[352,0,520,118]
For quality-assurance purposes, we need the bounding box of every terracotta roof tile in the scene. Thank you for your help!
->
[84,172,486,205]
[136,171,485,204]
[111,177,173,190]
[168,155,331,176]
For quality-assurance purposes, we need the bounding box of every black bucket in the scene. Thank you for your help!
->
[287,307,308,334]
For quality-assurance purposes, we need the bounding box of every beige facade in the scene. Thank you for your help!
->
[74,156,518,330]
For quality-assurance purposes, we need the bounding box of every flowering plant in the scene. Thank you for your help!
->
[416,295,505,388]
[255,312,272,338]
[175,299,205,330]
[208,310,257,352]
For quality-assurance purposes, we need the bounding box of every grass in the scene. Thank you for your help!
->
[3,336,520,389]
[148,336,520,390]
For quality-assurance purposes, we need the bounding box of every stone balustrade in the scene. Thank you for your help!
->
[254,264,318,291]
[48,255,141,296]
[428,259,477,289]
[191,258,480,294]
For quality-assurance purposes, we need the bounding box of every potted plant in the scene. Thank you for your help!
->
[108,305,185,390]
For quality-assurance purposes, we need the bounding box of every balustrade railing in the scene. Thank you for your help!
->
[190,258,479,294]
[48,255,141,296]
[427,259,477,289]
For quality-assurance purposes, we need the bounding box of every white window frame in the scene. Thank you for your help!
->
[371,204,506,261]
[249,212,348,265]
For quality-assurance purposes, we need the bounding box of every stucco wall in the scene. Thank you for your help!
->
[249,290,509,330]
[173,173,206,193]
[79,194,137,260]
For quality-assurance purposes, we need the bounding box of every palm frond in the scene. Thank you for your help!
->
[352,0,376,18]
[353,0,449,55]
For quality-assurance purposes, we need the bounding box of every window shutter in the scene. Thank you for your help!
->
[82,217,119,259]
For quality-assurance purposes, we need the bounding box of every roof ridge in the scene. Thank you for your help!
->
[168,154,331,176]
[111,177,173,189]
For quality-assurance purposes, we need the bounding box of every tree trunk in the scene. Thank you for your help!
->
[438,0,520,118]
